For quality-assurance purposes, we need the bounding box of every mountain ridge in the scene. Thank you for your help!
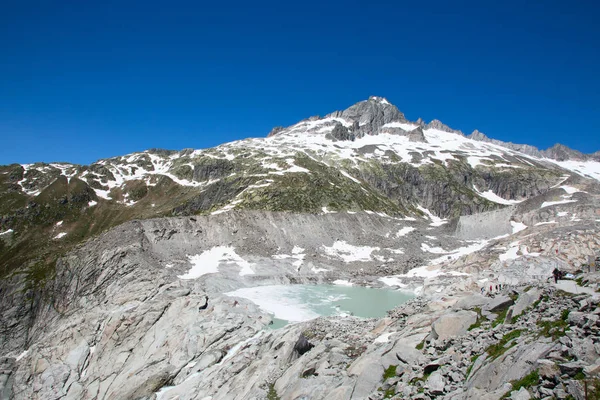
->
[269,96,599,161]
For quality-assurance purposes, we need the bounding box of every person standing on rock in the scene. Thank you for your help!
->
[552,268,560,284]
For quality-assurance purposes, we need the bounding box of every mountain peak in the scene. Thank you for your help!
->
[325,97,407,137]
[542,143,586,161]
[367,96,392,105]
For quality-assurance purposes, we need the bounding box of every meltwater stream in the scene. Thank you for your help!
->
[225,284,413,329]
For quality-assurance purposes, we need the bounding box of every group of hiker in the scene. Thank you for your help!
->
[480,283,505,296]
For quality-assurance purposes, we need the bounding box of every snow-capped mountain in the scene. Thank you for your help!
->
[1,97,599,274]
[1,97,600,400]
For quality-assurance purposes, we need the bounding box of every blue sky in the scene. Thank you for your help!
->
[1,0,599,165]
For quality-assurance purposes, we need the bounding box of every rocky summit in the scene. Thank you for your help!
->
[1,97,600,400]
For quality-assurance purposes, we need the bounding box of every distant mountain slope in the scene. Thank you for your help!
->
[1,96,599,280]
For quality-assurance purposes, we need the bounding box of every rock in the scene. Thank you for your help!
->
[583,363,600,376]
[510,387,532,400]
[565,379,585,400]
[431,310,478,341]
[425,370,445,395]
[568,311,586,327]
[454,294,491,310]
[558,361,586,377]
[293,334,314,356]
[467,341,555,393]
[536,359,560,380]
[510,289,541,319]
[393,340,426,365]
[484,296,514,313]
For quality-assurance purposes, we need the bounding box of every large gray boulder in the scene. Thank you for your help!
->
[431,310,478,341]
[467,341,557,394]
[508,289,541,320]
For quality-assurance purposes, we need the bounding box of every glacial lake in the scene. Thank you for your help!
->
[225,284,414,329]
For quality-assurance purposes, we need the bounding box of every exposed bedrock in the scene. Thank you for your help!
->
[454,206,515,240]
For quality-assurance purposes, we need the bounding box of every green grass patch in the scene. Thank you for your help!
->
[383,365,397,380]
[500,370,539,398]
[486,330,522,360]
[266,383,280,400]
[416,339,425,350]
[468,307,483,331]
[537,309,570,340]
[492,307,509,328]
[466,354,479,378]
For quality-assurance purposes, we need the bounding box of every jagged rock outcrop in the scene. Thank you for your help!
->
[326,96,406,137]
[468,130,543,158]
[542,143,587,161]
[426,119,463,135]
[326,123,355,141]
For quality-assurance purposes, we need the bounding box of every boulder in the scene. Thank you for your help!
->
[425,371,445,395]
[510,387,531,400]
[509,289,541,319]
[431,311,478,341]
[484,296,514,313]
[536,359,560,380]
[293,334,314,356]
[558,361,586,377]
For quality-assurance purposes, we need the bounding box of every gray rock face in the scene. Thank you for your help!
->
[468,129,599,161]
[468,129,544,158]
[407,126,427,142]
[426,119,463,135]
[542,143,587,161]
[326,123,355,141]
[431,310,477,341]
[327,96,406,137]
[455,206,515,240]
[508,288,541,320]
[467,341,557,393]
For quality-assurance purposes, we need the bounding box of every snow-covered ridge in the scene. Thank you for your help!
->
[10,97,600,207]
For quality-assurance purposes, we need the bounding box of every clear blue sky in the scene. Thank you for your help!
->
[1,0,599,165]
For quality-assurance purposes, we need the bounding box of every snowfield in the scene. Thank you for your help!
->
[178,246,254,279]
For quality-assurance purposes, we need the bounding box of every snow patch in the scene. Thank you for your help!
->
[535,221,557,226]
[179,246,254,279]
[416,205,448,226]
[511,221,528,234]
[332,279,353,286]
[15,350,29,362]
[560,185,583,194]
[541,199,577,208]
[382,122,419,131]
[395,227,415,237]
[322,241,379,262]
[378,276,406,288]
[339,169,361,184]
[374,332,394,344]
[473,187,523,205]
[54,232,67,239]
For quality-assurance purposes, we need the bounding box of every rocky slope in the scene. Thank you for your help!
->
[1,97,600,399]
